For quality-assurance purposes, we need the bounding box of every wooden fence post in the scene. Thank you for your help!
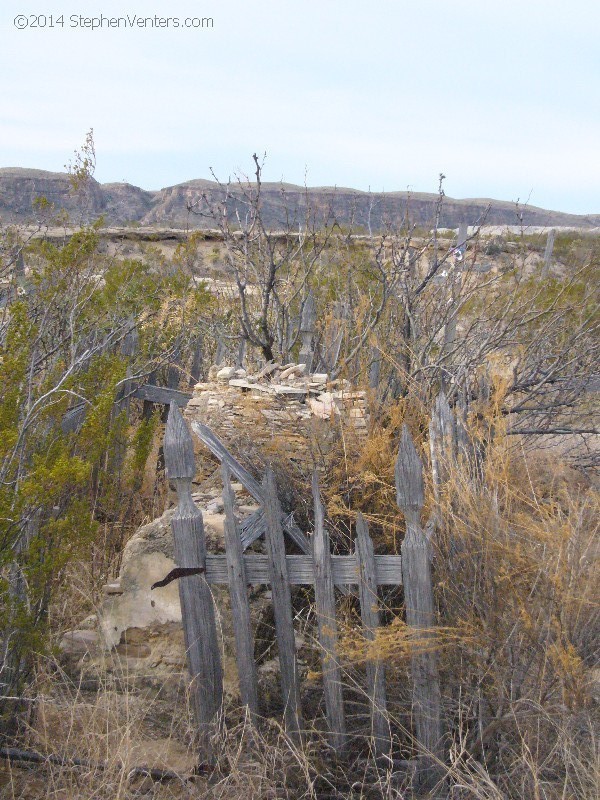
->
[298,292,317,374]
[396,426,443,788]
[235,336,246,370]
[263,469,304,744]
[311,473,346,752]
[542,228,555,279]
[355,512,390,758]
[324,301,348,373]
[221,464,259,721]
[191,421,311,555]
[215,337,227,366]
[429,392,456,503]
[369,345,382,392]
[455,387,477,473]
[164,404,223,762]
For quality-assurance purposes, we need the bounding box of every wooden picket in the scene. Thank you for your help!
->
[355,512,390,757]
[396,425,443,789]
[263,468,304,743]
[311,472,346,751]
[221,464,259,721]
[163,404,223,764]
[161,406,451,766]
[542,228,556,279]
[298,291,317,374]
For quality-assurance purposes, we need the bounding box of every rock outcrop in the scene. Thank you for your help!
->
[2,168,598,229]
[63,487,263,701]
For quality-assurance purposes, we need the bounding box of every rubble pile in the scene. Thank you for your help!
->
[187,361,369,441]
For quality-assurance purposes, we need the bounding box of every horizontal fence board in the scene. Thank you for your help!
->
[204,554,402,586]
[133,384,192,406]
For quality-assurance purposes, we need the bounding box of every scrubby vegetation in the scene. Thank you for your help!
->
[0,144,597,798]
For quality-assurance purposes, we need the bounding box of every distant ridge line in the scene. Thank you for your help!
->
[1,168,598,230]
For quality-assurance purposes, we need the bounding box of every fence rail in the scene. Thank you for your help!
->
[202,553,402,585]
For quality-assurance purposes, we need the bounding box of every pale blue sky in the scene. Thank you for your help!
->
[1,0,599,213]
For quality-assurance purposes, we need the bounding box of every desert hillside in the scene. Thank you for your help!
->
[1,167,599,231]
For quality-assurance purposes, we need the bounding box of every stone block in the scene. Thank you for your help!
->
[280,363,307,380]
[349,407,366,418]
[255,362,282,379]
[216,366,236,381]
[115,642,152,659]
[103,582,123,595]
[273,385,307,397]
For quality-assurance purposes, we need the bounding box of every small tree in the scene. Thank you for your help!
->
[188,154,340,363]
[0,135,211,734]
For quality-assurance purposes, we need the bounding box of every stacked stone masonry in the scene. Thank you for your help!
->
[189,362,369,442]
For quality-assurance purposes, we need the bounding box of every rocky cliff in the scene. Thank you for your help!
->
[1,167,598,230]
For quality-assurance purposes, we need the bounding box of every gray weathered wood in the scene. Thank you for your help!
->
[263,469,304,742]
[120,320,139,359]
[191,420,311,554]
[278,512,310,555]
[115,320,139,415]
[324,301,348,372]
[395,425,425,512]
[133,384,192,407]
[61,402,87,434]
[67,382,192,433]
[457,222,468,256]
[164,405,223,761]
[202,553,403,586]
[239,506,310,554]
[355,512,390,757]
[215,337,227,365]
[298,292,317,374]
[235,337,246,369]
[164,404,196,480]
[429,392,456,499]
[455,388,476,471]
[542,228,555,279]
[191,421,262,498]
[142,369,158,421]
[369,346,382,391]
[189,333,204,386]
[311,473,346,751]
[239,508,265,548]
[166,350,181,393]
[221,464,259,720]
[396,426,443,788]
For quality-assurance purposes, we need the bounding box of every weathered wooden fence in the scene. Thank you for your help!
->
[161,401,448,785]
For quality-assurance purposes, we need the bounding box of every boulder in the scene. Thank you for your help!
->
[98,507,225,648]
[60,629,101,659]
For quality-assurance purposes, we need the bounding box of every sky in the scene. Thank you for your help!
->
[1,0,599,214]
